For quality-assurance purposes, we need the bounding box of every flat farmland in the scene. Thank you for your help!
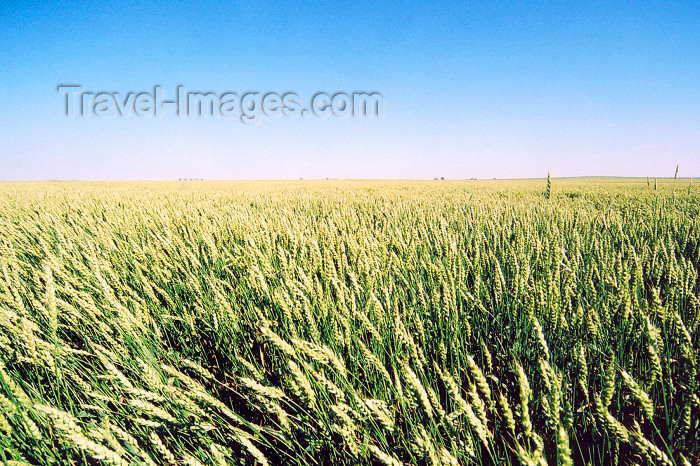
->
[0,180,698,465]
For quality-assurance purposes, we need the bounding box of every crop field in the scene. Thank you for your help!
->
[0,179,698,465]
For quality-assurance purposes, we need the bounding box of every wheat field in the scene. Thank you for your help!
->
[0,179,698,465]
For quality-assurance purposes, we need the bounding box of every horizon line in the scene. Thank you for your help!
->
[2,176,699,183]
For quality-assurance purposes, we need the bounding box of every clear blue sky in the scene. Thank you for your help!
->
[1,0,698,180]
